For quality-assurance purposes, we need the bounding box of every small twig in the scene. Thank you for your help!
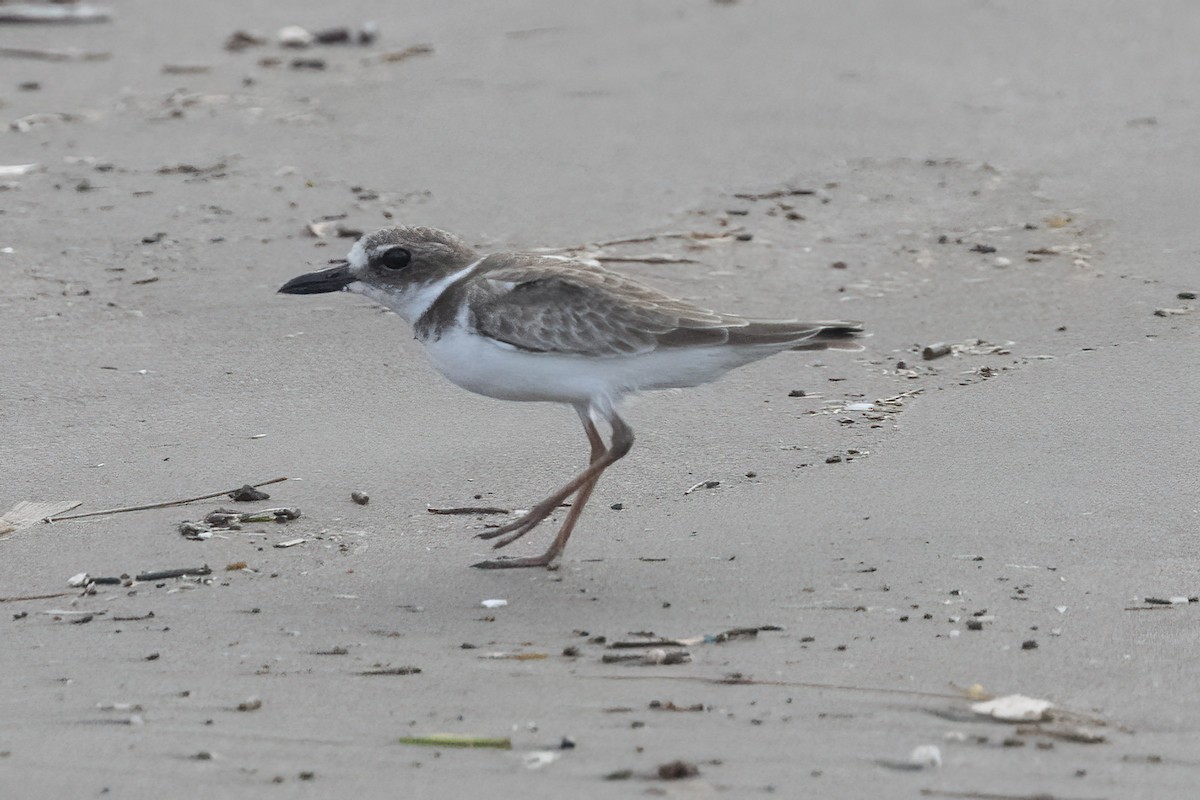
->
[878,388,925,404]
[683,480,720,495]
[0,4,112,23]
[359,666,422,676]
[602,650,691,665]
[398,734,510,749]
[608,626,777,649]
[587,234,659,247]
[364,44,434,65]
[0,46,110,61]
[595,255,701,265]
[1015,723,1106,744]
[919,790,1106,800]
[543,228,745,253]
[427,505,511,515]
[0,591,75,603]
[733,188,816,201]
[607,639,689,650]
[46,477,288,522]
[479,652,548,661]
[135,566,211,582]
[602,652,654,663]
[594,673,967,700]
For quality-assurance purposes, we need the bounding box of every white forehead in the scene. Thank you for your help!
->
[346,239,369,270]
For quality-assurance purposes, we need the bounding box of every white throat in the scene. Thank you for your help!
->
[346,256,484,325]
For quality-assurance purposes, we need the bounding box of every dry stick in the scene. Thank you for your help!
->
[597,674,1122,733]
[592,229,745,247]
[595,255,701,265]
[0,591,75,604]
[136,566,211,582]
[45,477,288,523]
[541,228,747,253]
[919,791,1106,800]
[593,673,969,701]
[0,5,112,23]
[733,188,816,200]
[878,388,925,404]
[427,506,511,516]
[0,46,111,61]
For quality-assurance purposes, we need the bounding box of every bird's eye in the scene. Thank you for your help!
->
[378,247,411,271]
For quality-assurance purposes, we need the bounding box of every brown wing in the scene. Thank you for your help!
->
[465,255,727,356]
[466,254,862,356]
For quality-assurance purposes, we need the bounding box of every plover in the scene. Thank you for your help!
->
[279,226,863,569]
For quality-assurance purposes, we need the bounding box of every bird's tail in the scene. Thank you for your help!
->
[724,319,866,351]
[789,321,865,352]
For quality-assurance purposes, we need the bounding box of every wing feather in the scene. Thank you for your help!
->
[468,255,722,356]
[465,254,861,356]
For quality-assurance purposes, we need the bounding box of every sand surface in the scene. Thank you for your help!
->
[2,2,1198,797]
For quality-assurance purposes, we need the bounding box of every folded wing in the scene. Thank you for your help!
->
[467,255,862,356]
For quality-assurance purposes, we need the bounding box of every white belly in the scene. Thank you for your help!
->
[422,327,777,404]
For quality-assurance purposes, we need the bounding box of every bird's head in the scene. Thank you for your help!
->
[278,226,479,323]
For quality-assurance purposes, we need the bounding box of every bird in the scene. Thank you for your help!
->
[279,226,864,569]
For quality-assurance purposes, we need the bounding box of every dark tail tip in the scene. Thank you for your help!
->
[791,321,866,352]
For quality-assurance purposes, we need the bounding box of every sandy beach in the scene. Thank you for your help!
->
[2,2,1198,797]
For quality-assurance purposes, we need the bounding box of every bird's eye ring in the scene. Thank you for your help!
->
[379,247,411,271]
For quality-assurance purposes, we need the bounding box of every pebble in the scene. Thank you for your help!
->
[908,744,942,769]
[923,343,952,360]
[278,25,315,48]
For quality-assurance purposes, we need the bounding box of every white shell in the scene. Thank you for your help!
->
[971,694,1053,721]
[908,744,942,769]
[277,25,315,48]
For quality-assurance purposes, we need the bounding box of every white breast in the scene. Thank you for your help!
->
[423,327,611,403]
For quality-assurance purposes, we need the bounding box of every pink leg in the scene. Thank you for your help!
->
[472,411,633,570]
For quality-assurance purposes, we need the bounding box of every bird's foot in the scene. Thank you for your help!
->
[471,552,561,570]
[475,499,562,546]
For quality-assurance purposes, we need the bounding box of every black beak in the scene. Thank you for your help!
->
[278,261,355,295]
